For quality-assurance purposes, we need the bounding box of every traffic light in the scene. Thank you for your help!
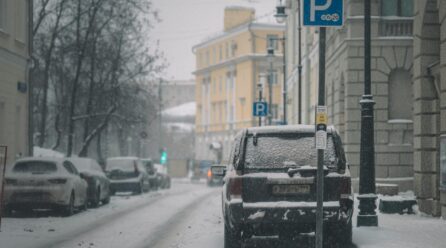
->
[160,148,168,165]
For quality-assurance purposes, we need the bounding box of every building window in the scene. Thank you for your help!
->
[267,34,279,50]
[271,104,279,120]
[205,51,210,66]
[219,45,223,61]
[381,0,413,17]
[15,0,26,41]
[269,70,278,85]
[0,0,6,30]
[225,42,229,59]
[388,69,412,120]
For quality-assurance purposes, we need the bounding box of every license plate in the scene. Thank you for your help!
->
[272,185,310,195]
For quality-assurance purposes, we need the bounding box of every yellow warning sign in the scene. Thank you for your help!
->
[316,106,327,125]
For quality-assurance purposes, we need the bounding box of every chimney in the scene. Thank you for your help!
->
[224,6,255,32]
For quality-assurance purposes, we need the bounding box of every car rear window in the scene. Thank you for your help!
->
[13,161,58,174]
[244,134,337,169]
[107,159,136,172]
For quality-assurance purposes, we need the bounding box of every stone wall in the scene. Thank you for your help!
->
[413,0,446,216]
[323,0,414,191]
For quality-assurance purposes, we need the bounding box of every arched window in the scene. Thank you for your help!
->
[388,69,412,120]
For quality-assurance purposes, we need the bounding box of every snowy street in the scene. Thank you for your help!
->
[0,180,445,248]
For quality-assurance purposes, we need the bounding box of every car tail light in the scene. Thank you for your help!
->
[207,169,212,179]
[339,177,352,209]
[227,177,242,200]
[5,178,17,185]
[48,178,67,184]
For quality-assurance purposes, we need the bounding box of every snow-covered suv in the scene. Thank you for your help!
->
[220,125,353,248]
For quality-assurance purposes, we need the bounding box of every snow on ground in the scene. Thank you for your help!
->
[1,181,446,248]
[0,180,212,248]
[150,187,224,248]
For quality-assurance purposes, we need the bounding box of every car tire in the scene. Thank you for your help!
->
[102,194,110,205]
[133,182,143,195]
[338,220,352,246]
[224,224,241,248]
[2,206,12,217]
[62,192,75,217]
[91,187,101,208]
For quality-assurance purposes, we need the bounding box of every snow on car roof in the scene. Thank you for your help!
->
[246,124,336,135]
[107,156,139,161]
[15,156,66,163]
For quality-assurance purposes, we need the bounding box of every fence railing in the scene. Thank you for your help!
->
[379,17,413,37]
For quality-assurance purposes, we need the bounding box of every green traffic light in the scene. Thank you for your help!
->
[160,151,167,164]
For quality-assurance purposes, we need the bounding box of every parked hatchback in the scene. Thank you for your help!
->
[70,157,111,208]
[221,125,353,248]
[3,157,88,216]
[106,157,150,194]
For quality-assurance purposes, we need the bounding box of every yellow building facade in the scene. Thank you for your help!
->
[193,7,285,162]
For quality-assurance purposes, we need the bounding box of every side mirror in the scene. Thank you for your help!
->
[79,172,86,179]
[211,165,226,176]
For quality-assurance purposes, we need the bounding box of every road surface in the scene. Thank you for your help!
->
[2,180,446,248]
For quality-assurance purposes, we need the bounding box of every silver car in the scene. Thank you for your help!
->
[3,157,88,216]
[106,157,151,194]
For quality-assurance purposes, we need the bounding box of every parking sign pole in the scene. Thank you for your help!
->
[315,27,326,248]
[0,146,8,231]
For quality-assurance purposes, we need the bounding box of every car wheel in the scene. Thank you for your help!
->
[337,220,352,246]
[133,182,143,195]
[102,194,110,205]
[91,187,101,208]
[2,206,13,217]
[62,192,75,217]
[224,224,241,248]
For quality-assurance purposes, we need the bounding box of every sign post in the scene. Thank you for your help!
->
[302,1,343,247]
[0,145,8,231]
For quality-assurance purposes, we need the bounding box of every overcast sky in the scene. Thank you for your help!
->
[151,0,276,81]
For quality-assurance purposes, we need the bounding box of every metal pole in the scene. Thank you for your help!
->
[259,88,263,126]
[0,146,8,231]
[268,58,273,125]
[282,38,287,125]
[357,0,378,227]
[297,0,303,124]
[159,79,163,152]
[316,27,326,248]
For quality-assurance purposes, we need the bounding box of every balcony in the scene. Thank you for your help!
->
[379,17,413,37]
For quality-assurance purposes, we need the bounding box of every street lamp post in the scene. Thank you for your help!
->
[258,74,266,126]
[275,0,288,125]
[357,0,378,227]
[267,46,274,125]
[297,0,302,124]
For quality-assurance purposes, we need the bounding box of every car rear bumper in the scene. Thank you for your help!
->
[4,185,70,208]
[226,200,352,235]
[110,181,140,192]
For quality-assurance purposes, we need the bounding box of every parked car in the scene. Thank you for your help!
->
[70,157,110,208]
[106,157,150,194]
[141,158,161,190]
[3,157,88,216]
[154,163,171,189]
[207,164,225,186]
[220,125,353,248]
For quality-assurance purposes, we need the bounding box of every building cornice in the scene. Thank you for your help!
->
[193,53,283,75]
[192,22,285,52]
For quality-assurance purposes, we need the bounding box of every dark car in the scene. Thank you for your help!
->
[220,125,353,248]
[141,158,161,190]
[207,164,226,186]
[70,157,111,208]
[106,157,151,194]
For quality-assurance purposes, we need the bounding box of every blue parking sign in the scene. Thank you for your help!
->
[253,102,268,117]
[303,0,343,27]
